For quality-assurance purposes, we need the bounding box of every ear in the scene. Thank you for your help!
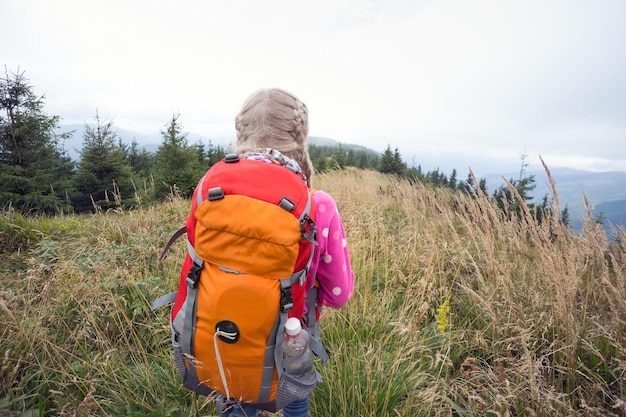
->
[303,128,309,139]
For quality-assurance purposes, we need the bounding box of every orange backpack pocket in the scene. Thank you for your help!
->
[194,195,302,279]
[192,262,281,402]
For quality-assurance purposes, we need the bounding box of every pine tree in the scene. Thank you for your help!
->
[152,114,201,200]
[378,144,405,177]
[0,68,74,213]
[561,205,570,228]
[331,145,347,169]
[192,140,208,168]
[448,169,458,190]
[358,152,368,169]
[492,153,537,221]
[459,172,487,196]
[309,144,329,173]
[127,138,153,176]
[72,113,135,212]
[392,147,406,177]
[206,140,226,167]
[378,144,396,174]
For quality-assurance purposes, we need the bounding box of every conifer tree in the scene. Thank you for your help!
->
[378,144,396,174]
[331,145,347,168]
[127,138,153,176]
[378,144,405,177]
[309,144,329,173]
[492,153,538,221]
[206,140,226,167]
[192,140,208,168]
[561,205,570,228]
[392,147,406,177]
[406,163,424,182]
[152,114,200,200]
[72,113,134,212]
[459,172,487,196]
[448,169,458,190]
[358,152,368,169]
[0,68,74,213]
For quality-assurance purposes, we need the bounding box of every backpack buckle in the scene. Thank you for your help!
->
[280,287,293,312]
[208,187,225,201]
[301,215,318,246]
[279,197,296,212]
[224,153,240,163]
[186,262,202,289]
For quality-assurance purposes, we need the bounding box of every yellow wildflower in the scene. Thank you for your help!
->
[436,299,450,333]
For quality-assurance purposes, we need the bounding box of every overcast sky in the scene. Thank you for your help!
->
[3,0,625,176]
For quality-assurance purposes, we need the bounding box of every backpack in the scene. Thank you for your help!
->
[152,150,330,414]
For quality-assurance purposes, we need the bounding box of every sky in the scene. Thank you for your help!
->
[2,0,626,177]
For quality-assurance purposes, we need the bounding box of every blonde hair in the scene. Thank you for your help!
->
[235,88,313,186]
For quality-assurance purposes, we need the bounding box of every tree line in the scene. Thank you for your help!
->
[1,68,570,228]
[1,69,229,214]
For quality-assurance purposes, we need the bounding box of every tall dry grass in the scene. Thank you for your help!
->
[313,168,625,416]
[1,167,625,416]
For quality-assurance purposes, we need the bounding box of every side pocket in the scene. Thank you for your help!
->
[275,370,320,410]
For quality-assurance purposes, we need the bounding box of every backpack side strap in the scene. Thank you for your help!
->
[151,225,188,311]
[151,291,177,312]
[309,334,330,364]
[159,226,187,261]
[304,286,330,364]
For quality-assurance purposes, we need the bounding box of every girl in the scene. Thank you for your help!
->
[228,88,355,417]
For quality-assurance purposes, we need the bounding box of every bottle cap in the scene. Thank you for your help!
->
[285,317,302,336]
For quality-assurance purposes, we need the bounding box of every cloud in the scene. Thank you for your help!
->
[2,0,625,173]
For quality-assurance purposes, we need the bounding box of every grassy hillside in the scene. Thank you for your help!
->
[1,169,625,416]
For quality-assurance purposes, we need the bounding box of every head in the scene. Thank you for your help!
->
[235,88,313,186]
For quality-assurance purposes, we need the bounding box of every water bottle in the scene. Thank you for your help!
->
[282,317,314,377]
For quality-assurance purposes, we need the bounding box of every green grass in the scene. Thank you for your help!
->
[1,168,625,416]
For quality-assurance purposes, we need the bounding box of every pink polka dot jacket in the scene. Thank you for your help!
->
[307,190,355,314]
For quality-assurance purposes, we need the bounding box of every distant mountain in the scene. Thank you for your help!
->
[484,167,626,235]
[307,136,381,159]
[594,200,626,233]
[307,136,340,147]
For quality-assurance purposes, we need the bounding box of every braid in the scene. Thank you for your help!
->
[292,99,308,145]
[235,88,313,187]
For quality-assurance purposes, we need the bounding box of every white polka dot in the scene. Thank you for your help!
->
[342,238,347,248]
[318,203,327,213]
[332,287,342,296]
[332,231,340,240]
[323,254,332,263]
[322,228,329,238]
